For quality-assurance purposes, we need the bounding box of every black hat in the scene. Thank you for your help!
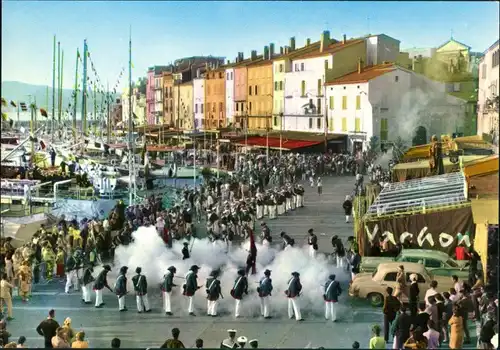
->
[183,242,189,246]
[135,267,142,274]
[103,264,111,271]
[280,231,285,237]
[264,269,271,276]
[291,271,300,277]
[237,269,245,276]
[190,265,200,271]
[308,228,314,234]
[329,274,336,280]
[210,270,219,277]
[167,266,176,273]
[120,266,128,273]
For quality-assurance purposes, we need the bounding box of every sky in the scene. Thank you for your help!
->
[2,1,499,91]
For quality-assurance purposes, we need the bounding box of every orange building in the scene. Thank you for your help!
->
[204,67,226,129]
[162,72,175,126]
[247,48,274,130]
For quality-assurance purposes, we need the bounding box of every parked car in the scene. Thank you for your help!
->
[349,262,455,307]
[360,249,470,279]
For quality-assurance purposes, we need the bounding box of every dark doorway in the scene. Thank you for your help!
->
[412,126,427,146]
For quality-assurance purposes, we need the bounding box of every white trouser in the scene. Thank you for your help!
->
[325,301,338,321]
[95,289,103,306]
[309,245,317,258]
[136,294,150,312]
[269,206,276,219]
[285,198,291,211]
[277,204,285,215]
[235,299,242,317]
[345,215,350,223]
[263,205,268,216]
[287,297,302,320]
[118,295,126,310]
[299,195,304,207]
[163,291,172,313]
[75,269,82,290]
[65,270,76,293]
[295,195,301,208]
[256,206,263,219]
[336,256,344,268]
[187,296,194,313]
[291,196,296,210]
[207,299,218,316]
[260,296,270,317]
[82,283,92,302]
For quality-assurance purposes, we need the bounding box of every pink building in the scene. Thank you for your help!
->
[146,68,155,125]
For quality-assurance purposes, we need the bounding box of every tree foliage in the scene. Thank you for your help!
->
[412,126,428,146]
[392,136,408,162]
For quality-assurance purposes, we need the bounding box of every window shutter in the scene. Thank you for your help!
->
[355,118,360,132]
[356,96,361,110]
[329,96,334,110]
[342,96,347,110]
[342,117,347,131]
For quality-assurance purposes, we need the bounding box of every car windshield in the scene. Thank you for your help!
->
[446,258,459,268]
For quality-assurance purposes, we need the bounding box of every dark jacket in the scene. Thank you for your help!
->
[114,273,127,296]
[93,270,110,290]
[36,318,60,345]
[342,200,353,215]
[258,276,273,297]
[324,279,342,302]
[183,270,198,296]
[82,268,95,285]
[206,277,222,301]
[161,271,175,293]
[479,319,496,343]
[308,234,318,249]
[132,273,148,295]
[383,295,400,319]
[414,311,430,333]
[231,276,248,300]
[393,312,412,347]
[65,255,77,272]
[182,246,190,260]
[409,282,420,303]
[285,277,302,298]
[350,253,361,273]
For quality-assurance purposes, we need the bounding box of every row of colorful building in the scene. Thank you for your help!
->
[121,31,498,151]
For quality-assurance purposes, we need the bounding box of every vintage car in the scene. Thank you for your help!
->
[360,249,470,279]
[349,262,455,307]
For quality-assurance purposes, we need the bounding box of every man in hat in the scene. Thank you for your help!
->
[93,265,112,308]
[64,250,80,294]
[115,266,128,312]
[248,339,258,349]
[161,266,177,315]
[132,267,151,313]
[307,229,318,258]
[206,269,223,317]
[231,269,249,318]
[324,274,342,322]
[237,336,247,348]
[220,329,239,349]
[182,242,190,260]
[258,269,273,318]
[183,265,200,316]
[81,264,95,304]
[285,272,303,321]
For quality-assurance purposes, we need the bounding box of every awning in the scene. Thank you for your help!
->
[236,136,321,150]
[146,145,184,152]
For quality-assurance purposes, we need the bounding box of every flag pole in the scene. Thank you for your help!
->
[57,42,61,129]
[59,49,64,126]
[128,25,135,205]
[73,48,79,143]
[82,39,88,136]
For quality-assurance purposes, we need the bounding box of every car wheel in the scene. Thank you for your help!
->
[368,292,384,307]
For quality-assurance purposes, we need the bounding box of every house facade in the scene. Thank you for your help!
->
[162,72,175,126]
[179,82,194,130]
[146,68,155,125]
[233,57,251,129]
[193,76,205,130]
[477,40,499,142]
[247,47,274,131]
[205,68,226,129]
[225,67,235,127]
[154,73,163,125]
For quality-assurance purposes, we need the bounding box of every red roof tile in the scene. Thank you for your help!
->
[325,63,397,85]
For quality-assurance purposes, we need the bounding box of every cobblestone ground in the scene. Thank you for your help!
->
[5,176,478,348]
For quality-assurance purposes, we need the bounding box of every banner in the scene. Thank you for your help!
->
[363,206,474,255]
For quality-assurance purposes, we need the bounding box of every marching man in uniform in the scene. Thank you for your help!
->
[231,269,248,318]
[81,264,95,304]
[64,250,80,294]
[161,266,177,315]
[307,229,318,258]
[285,271,303,321]
[220,329,240,349]
[258,269,273,319]
[132,267,151,313]
[115,266,128,312]
[93,265,112,308]
[205,270,223,317]
[323,274,342,322]
[183,264,200,316]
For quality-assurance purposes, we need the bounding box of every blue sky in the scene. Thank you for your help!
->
[2,1,498,91]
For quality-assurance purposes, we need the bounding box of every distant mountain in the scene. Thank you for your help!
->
[1,81,118,114]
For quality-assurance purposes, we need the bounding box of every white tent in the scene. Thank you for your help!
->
[1,213,57,248]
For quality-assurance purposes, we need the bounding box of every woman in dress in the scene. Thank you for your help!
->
[449,305,464,349]
[394,265,407,303]
[16,260,32,302]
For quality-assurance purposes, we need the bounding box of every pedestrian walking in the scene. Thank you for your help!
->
[231,269,248,318]
[0,274,14,321]
[323,274,342,322]
[115,266,128,312]
[35,309,60,348]
[161,266,177,315]
[285,272,303,321]
[132,267,151,313]
[258,269,273,319]
[93,265,112,308]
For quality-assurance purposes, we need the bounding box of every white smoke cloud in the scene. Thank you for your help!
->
[108,226,352,318]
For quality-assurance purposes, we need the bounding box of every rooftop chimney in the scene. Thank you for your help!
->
[263,46,269,60]
[227,59,230,65]
[357,57,362,74]
[306,38,311,46]
[269,43,275,58]
[289,37,296,51]
[251,50,257,60]
[342,34,346,44]
[280,46,284,55]
[284,46,290,54]
[320,30,330,52]
[239,52,244,62]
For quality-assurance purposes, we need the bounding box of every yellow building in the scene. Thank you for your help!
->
[247,47,274,131]
[179,82,194,130]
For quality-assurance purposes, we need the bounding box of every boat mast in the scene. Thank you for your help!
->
[51,35,56,141]
[81,39,88,136]
[128,26,135,205]
[107,82,111,144]
[57,42,61,129]
[73,48,79,144]
[59,49,64,127]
